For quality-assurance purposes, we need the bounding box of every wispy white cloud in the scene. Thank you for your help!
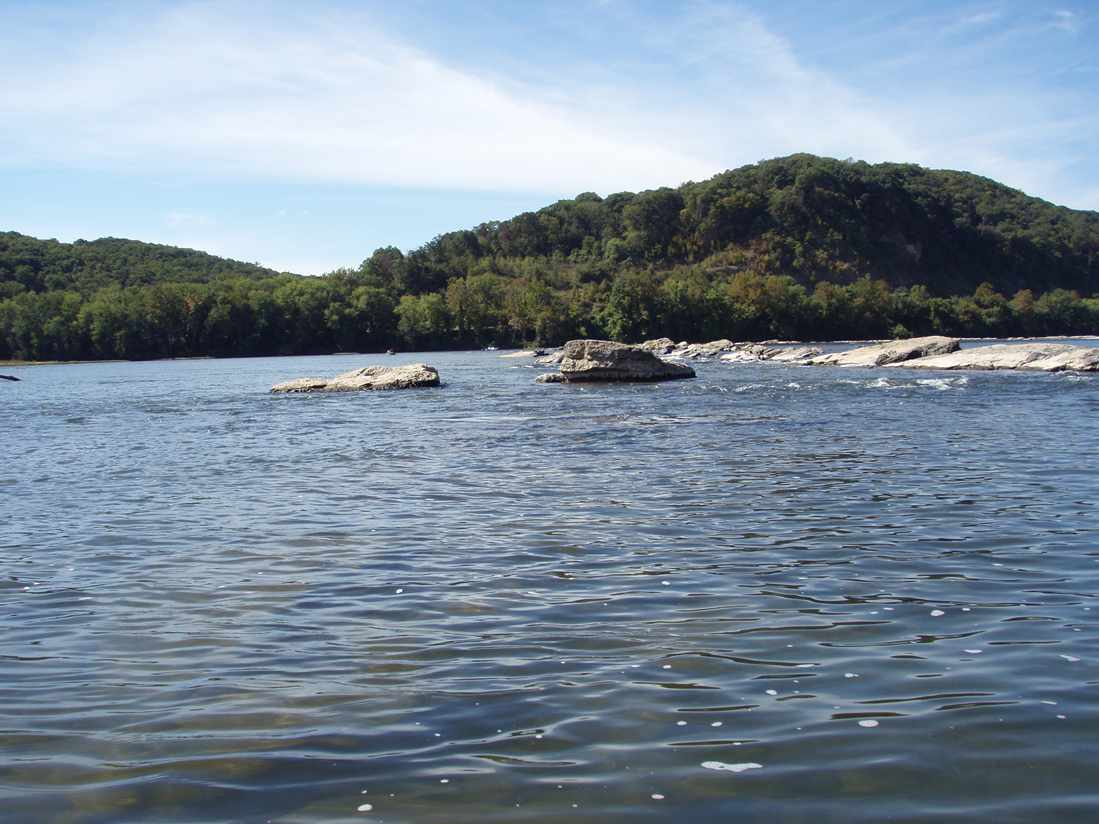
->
[0,0,1095,218]
[0,3,711,194]
[1050,9,1081,32]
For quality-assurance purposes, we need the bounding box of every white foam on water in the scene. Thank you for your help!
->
[662,664,672,669]
[676,720,687,726]
[1057,714,1067,719]
[858,720,879,728]
[702,761,762,773]
[395,588,403,594]
[1060,654,1080,662]
[661,581,671,586]
[357,803,373,812]
[651,794,665,800]
[964,649,982,654]
[765,689,778,696]
[930,609,945,617]
[786,382,802,389]
[1041,700,1058,705]
[711,721,723,727]
[844,673,859,678]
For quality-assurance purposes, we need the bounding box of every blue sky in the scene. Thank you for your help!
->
[1,0,1096,274]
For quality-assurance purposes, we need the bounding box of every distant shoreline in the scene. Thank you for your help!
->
[3,335,1097,368]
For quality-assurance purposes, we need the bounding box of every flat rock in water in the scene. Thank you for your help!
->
[538,339,695,383]
[768,345,823,363]
[1024,347,1099,372]
[892,343,1080,371]
[719,343,821,364]
[272,363,440,392]
[809,336,960,367]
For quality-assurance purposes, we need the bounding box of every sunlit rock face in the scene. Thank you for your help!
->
[271,363,440,392]
[809,336,960,367]
[536,340,695,383]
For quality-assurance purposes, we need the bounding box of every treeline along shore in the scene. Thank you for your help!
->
[3,154,1097,362]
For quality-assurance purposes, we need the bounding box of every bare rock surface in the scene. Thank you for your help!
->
[637,337,677,355]
[272,363,440,392]
[535,349,564,366]
[1024,347,1099,372]
[809,336,960,367]
[768,346,824,363]
[538,339,695,383]
[719,343,822,364]
[891,343,1079,371]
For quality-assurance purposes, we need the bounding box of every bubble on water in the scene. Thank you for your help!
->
[930,610,945,617]
[651,793,665,800]
[395,588,403,594]
[1060,655,1081,662]
[357,803,373,812]
[702,761,762,773]
[765,689,778,696]
[858,720,879,728]
[661,581,671,586]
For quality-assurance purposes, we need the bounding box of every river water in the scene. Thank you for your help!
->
[3,347,1098,823]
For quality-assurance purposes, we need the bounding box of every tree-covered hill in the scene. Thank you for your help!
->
[3,154,1098,361]
[0,232,288,297]
[392,154,1099,299]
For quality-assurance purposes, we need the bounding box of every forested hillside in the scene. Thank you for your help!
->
[0,232,283,295]
[3,154,1098,361]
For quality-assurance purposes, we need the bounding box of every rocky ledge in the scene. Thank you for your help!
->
[891,343,1099,372]
[272,363,440,392]
[808,335,960,367]
[536,339,695,383]
[639,337,821,364]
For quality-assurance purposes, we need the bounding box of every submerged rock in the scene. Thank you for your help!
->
[809,336,960,367]
[891,343,1081,371]
[537,339,695,383]
[272,363,440,392]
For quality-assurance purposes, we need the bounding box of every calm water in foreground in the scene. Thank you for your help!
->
[3,347,1099,823]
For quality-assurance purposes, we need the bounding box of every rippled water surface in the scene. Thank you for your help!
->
[3,349,1099,823]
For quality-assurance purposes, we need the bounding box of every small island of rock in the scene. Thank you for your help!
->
[536,339,695,383]
[272,363,440,392]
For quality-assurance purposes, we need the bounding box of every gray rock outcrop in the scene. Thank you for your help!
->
[891,343,1081,371]
[719,343,821,364]
[272,363,440,392]
[1023,347,1099,372]
[536,339,695,383]
[809,336,960,367]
